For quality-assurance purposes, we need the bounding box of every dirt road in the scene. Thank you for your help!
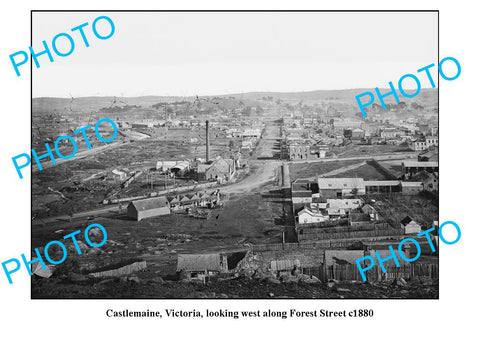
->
[33,152,418,225]
[221,160,281,194]
[222,152,417,194]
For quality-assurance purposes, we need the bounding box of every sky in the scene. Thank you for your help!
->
[31,11,438,98]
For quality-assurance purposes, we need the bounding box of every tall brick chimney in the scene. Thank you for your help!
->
[205,120,210,162]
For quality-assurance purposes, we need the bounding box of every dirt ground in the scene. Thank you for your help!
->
[334,144,413,158]
[30,117,438,299]
[32,132,243,218]
[31,188,288,286]
[221,160,280,194]
[32,275,438,299]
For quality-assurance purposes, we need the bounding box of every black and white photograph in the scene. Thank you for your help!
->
[29,11,440,299]
[3,1,480,339]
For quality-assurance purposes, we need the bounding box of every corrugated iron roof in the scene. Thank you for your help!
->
[177,253,221,272]
[317,177,365,189]
[129,196,169,211]
[403,161,438,167]
[401,181,423,187]
[364,180,400,186]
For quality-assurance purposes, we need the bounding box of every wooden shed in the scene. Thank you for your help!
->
[177,253,228,282]
[401,216,422,234]
[127,196,170,221]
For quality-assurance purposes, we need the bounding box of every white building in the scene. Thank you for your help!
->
[298,207,329,225]
[401,216,422,234]
[413,140,428,151]
[426,136,439,147]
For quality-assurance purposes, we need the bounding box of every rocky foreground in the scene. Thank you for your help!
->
[32,268,438,299]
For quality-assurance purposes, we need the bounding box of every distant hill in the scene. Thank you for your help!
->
[32,96,190,114]
[33,95,262,115]
[227,88,438,107]
[33,88,438,115]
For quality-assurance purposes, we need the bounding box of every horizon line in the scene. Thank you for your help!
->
[33,87,439,99]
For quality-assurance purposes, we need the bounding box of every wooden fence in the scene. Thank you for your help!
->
[251,239,359,252]
[298,228,404,241]
[298,218,349,229]
[90,261,147,278]
[302,263,438,282]
[299,222,391,235]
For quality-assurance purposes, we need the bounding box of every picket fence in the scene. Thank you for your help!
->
[302,263,438,282]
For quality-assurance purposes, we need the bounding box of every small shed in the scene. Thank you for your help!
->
[401,216,422,234]
[127,196,170,221]
[177,253,228,281]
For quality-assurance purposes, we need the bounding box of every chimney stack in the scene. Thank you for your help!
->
[206,120,210,162]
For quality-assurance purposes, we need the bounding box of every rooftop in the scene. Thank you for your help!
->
[364,180,401,186]
[317,177,365,189]
[177,253,221,272]
[129,196,169,211]
[401,181,423,187]
[403,161,439,167]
